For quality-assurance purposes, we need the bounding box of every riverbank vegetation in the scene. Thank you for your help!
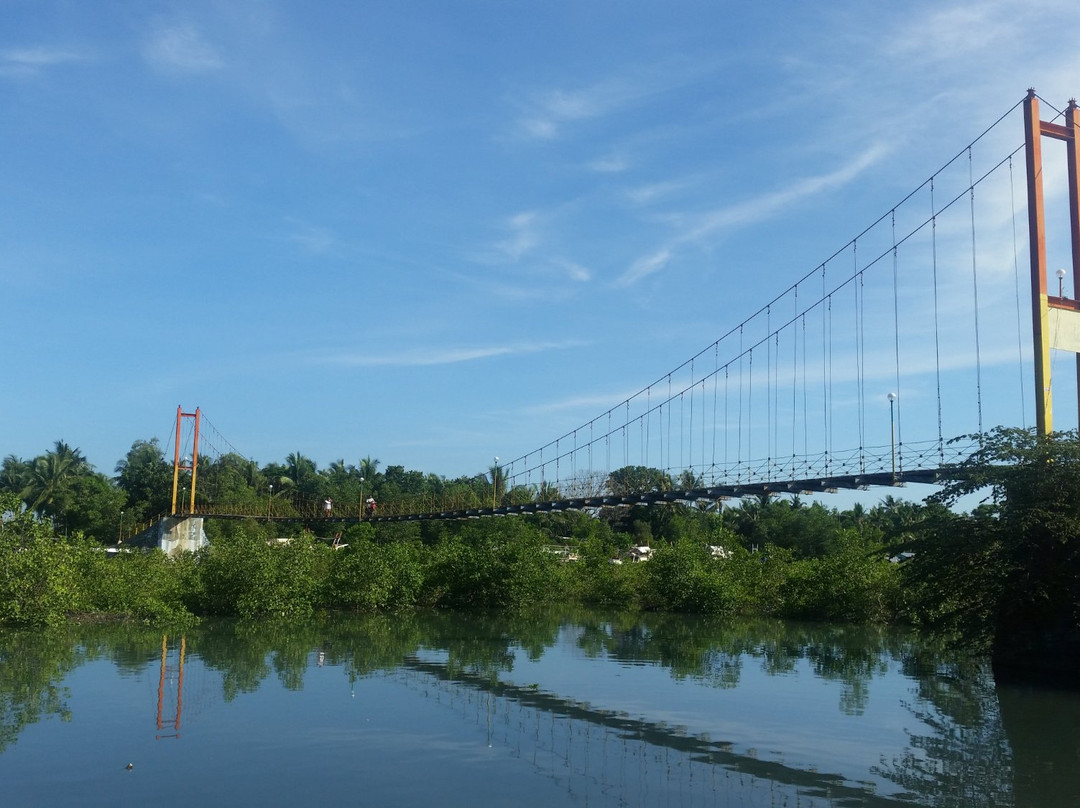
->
[3,429,1079,680]
[1,486,912,626]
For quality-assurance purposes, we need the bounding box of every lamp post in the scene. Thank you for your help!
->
[492,456,499,510]
[267,483,273,521]
[887,393,897,476]
[359,477,364,521]
[1058,267,1067,298]
[118,510,124,544]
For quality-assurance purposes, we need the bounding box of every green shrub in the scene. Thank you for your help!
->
[196,530,329,618]
[779,530,899,623]
[326,538,424,611]
[640,538,740,615]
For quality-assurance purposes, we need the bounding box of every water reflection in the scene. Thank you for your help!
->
[1,612,1078,806]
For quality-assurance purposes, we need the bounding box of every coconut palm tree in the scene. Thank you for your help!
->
[21,441,90,514]
[358,456,380,482]
[0,455,30,494]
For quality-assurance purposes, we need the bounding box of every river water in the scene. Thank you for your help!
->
[0,610,1077,807]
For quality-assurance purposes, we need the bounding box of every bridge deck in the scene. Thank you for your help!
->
[182,468,941,524]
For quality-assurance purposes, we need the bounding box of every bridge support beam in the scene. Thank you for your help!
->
[1025,90,1080,434]
[156,516,209,555]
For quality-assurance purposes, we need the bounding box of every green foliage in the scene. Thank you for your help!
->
[0,494,85,624]
[903,428,1080,671]
[197,530,328,618]
[728,497,841,556]
[569,530,640,607]
[114,439,172,518]
[640,538,740,614]
[0,625,81,753]
[421,521,566,609]
[606,465,672,496]
[326,538,424,611]
[779,530,900,623]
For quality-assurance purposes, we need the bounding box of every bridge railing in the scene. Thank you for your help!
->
[185,437,979,521]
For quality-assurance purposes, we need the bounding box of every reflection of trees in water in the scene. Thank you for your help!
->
[0,627,80,754]
[1,609,1058,807]
[570,614,908,713]
[872,655,1012,807]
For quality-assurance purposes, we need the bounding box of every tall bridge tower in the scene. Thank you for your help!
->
[170,405,200,515]
[1025,90,1080,433]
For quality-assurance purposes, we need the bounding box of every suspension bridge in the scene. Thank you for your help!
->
[162,90,1080,528]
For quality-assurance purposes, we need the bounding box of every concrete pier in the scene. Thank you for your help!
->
[156,516,209,554]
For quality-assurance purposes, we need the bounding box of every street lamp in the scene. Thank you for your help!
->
[492,456,499,509]
[118,510,124,544]
[1058,267,1067,298]
[267,483,273,521]
[887,393,897,476]
[359,477,365,521]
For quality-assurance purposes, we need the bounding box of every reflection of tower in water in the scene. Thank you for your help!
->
[156,635,185,740]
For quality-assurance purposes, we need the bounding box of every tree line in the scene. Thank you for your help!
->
[3,427,1079,682]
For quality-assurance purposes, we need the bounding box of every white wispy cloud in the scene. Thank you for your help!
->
[618,249,671,286]
[319,340,582,368]
[522,388,645,416]
[495,211,541,262]
[0,46,88,77]
[142,23,223,73]
[553,259,592,283]
[885,2,1010,62]
[288,223,336,255]
[515,59,708,141]
[588,154,629,173]
[616,143,889,286]
[626,179,690,206]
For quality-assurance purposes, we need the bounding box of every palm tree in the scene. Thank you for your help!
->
[0,455,30,494]
[358,456,380,481]
[285,452,316,485]
[21,441,89,514]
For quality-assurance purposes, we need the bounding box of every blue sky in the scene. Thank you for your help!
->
[4,0,1080,489]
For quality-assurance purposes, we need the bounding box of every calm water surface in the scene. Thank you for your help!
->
[1,610,1077,807]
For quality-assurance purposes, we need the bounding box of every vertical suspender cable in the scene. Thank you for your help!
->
[724,365,730,475]
[1009,155,1028,428]
[738,326,744,471]
[645,388,651,468]
[854,238,866,469]
[891,209,902,471]
[931,178,944,462]
[827,293,834,476]
[688,359,695,476]
[658,403,663,474]
[589,421,594,475]
[766,305,772,472]
[968,147,985,435]
[712,344,719,475]
[802,312,808,463]
[666,375,672,472]
[606,411,611,473]
[773,332,780,478]
[680,390,685,473]
[792,289,799,477]
[747,348,754,479]
[701,378,707,478]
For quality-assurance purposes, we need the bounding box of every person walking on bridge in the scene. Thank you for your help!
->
[324,497,332,517]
